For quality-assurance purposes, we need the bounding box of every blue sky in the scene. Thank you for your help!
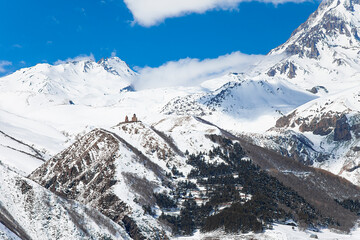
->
[0,0,319,76]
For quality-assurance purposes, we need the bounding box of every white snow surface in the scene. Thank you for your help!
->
[162,75,316,133]
[0,57,135,108]
[174,223,360,240]
[0,222,20,240]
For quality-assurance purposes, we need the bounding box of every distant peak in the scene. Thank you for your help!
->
[97,56,136,77]
[269,0,360,59]
[97,58,105,64]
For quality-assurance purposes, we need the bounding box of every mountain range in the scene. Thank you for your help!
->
[2,0,360,239]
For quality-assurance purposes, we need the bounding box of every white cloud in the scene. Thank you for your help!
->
[0,61,12,73]
[54,54,95,65]
[133,51,263,90]
[12,44,22,49]
[123,0,308,27]
[51,16,60,24]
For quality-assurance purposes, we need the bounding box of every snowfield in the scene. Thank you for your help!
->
[175,224,360,240]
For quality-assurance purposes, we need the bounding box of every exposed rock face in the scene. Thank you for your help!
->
[263,81,360,186]
[307,86,329,94]
[122,216,146,240]
[298,113,338,136]
[266,61,297,79]
[276,111,297,128]
[288,62,297,79]
[267,68,276,77]
[262,130,327,165]
[276,111,352,141]
[334,115,352,141]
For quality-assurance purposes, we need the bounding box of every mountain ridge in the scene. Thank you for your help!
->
[3,0,360,239]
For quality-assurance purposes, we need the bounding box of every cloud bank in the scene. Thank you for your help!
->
[123,0,308,27]
[0,61,12,73]
[133,51,263,90]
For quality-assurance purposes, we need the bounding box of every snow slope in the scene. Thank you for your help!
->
[0,222,20,240]
[0,57,135,110]
[258,84,360,185]
[0,161,131,240]
[175,223,360,240]
[162,74,316,133]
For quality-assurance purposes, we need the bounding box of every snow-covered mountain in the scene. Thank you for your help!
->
[27,118,224,239]
[253,85,360,185]
[0,57,138,173]
[0,57,135,110]
[158,0,360,189]
[162,73,316,133]
[260,0,360,94]
[236,0,360,187]
[28,118,360,239]
[157,0,360,133]
[3,0,360,239]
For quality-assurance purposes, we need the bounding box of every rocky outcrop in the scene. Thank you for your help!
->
[267,61,297,78]
[288,62,297,79]
[298,113,338,136]
[334,115,352,141]
[276,111,353,142]
[307,86,328,94]
[275,111,297,128]
[122,216,146,240]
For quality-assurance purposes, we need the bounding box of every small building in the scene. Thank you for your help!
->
[131,114,138,122]
[122,114,138,124]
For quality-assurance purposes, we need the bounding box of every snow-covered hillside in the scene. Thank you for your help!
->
[254,85,360,185]
[30,127,172,239]
[162,74,316,133]
[28,119,360,239]
[0,129,44,175]
[228,0,360,187]
[0,161,131,240]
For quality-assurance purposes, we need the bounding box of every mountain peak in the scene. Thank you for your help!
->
[0,56,136,108]
[98,56,136,78]
[270,0,360,59]
[261,0,360,93]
